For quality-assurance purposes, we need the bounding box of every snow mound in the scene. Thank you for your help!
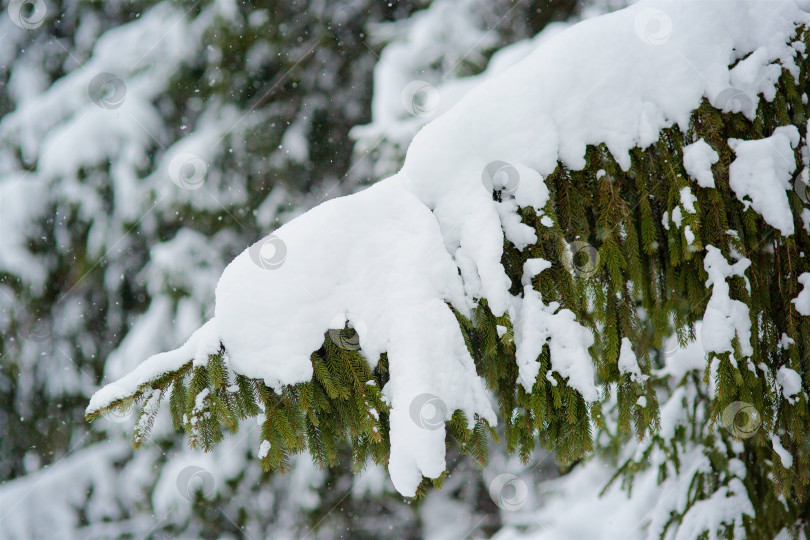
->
[683,138,719,188]
[728,125,800,236]
[701,246,753,359]
[90,0,810,496]
[215,178,498,495]
[776,366,803,404]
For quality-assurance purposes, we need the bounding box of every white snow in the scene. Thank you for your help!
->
[653,325,708,382]
[513,263,598,401]
[671,206,683,228]
[522,258,552,287]
[218,178,498,496]
[778,333,795,350]
[792,272,810,315]
[684,225,695,245]
[776,366,802,404]
[494,442,744,540]
[618,337,647,384]
[352,2,573,179]
[0,442,131,539]
[771,434,794,468]
[683,138,719,188]
[728,125,800,236]
[701,246,753,358]
[674,477,754,540]
[679,186,697,214]
[658,387,689,441]
[258,440,272,459]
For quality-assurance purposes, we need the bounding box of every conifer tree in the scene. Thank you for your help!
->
[86,2,810,538]
[2,0,573,537]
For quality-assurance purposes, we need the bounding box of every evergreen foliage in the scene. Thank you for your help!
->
[87,25,810,538]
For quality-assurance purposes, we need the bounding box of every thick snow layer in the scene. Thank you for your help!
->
[728,125,800,236]
[683,138,719,188]
[352,0,575,179]
[91,0,809,496]
[216,178,497,496]
[701,246,753,358]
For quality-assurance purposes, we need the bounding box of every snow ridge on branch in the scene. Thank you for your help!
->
[89,0,810,496]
